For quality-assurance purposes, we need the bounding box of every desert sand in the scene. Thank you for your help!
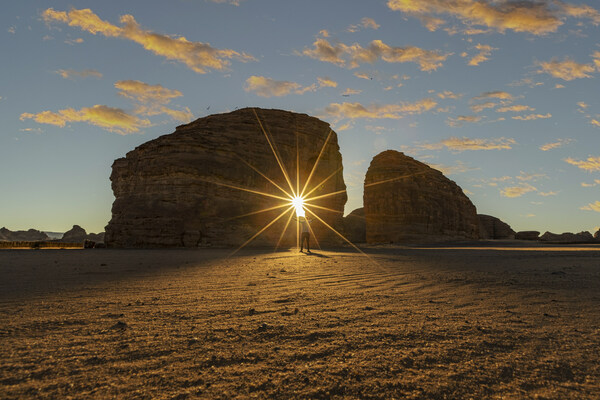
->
[1,244,599,399]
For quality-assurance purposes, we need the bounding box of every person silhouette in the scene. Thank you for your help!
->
[295,216,313,253]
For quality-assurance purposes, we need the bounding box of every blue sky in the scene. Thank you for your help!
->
[1,0,599,235]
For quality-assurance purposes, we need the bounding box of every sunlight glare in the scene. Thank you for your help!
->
[292,196,305,217]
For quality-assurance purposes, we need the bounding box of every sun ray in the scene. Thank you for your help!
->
[296,129,300,198]
[302,166,343,200]
[225,202,290,221]
[304,214,321,250]
[304,205,378,265]
[252,108,296,196]
[199,178,290,202]
[364,171,429,188]
[275,207,295,251]
[229,204,295,257]
[235,154,293,199]
[304,189,347,203]
[302,202,344,214]
[300,128,334,198]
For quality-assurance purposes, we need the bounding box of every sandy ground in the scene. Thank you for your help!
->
[1,244,600,399]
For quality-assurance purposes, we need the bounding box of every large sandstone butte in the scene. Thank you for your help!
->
[364,150,479,243]
[105,108,347,247]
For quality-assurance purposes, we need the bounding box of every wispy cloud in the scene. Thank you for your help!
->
[244,76,319,97]
[580,201,600,212]
[302,37,450,71]
[468,44,496,66]
[55,68,103,80]
[43,8,255,74]
[437,90,461,99]
[20,105,150,134]
[536,57,596,80]
[347,17,380,32]
[472,91,513,101]
[446,115,483,127]
[512,113,552,120]
[427,161,478,175]
[206,0,244,5]
[317,77,337,88]
[320,98,437,121]
[565,156,600,172]
[501,183,537,198]
[415,137,515,152]
[539,138,574,151]
[496,105,535,113]
[387,0,600,35]
[471,101,497,113]
[341,88,362,96]
[114,80,192,122]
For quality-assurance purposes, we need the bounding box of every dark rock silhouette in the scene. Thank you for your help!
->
[595,229,600,240]
[515,231,540,241]
[60,225,105,244]
[0,227,49,241]
[105,108,347,247]
[540,231,595,243]
[478,214,515,240]
[363,150,479,243]
[343,208,366,243]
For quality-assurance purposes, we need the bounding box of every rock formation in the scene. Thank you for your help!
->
[58,225,104,243]
[105,108,347,247]
[343,208,366,243]
[478,214,515,240]
[515,231,540,241]
[363,150,479,243]
[0,227,49,241]
[539,231,595,243]
[595,229,600,240]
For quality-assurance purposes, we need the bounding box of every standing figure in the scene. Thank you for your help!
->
[296,216,313,253]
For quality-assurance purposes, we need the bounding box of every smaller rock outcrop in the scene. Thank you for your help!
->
[0,227,49,241]
[594,229,600,240]
[478,215,515,239]
[343,208,366,243]
[515,231,540,241]
[540,231,595,243]
[60,225,105,243]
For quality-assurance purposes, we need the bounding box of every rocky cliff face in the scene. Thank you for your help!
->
[105,108,347,247]
[478,214,515,240]
[363,150,479,243]
[343,207,366,243]
[540,231,595,243]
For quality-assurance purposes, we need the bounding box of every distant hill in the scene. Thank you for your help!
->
[43,231,64,240]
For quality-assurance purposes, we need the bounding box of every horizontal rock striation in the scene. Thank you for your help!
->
[364,150,479,244]
[105,108,347,247]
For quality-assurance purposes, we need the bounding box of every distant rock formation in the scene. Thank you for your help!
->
[0,227,49,241]
[539,231,595,243]
[595,229,600,240]
[515,231,540,241]
[105,108,347,247]
[363,150,479,244]
[60,225,105,243]
[343,208,366,243]
[478,214,515,240]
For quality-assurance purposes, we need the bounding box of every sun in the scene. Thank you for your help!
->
[291,196,305,217]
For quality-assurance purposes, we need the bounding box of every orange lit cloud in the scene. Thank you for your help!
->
[471,101,497,113]
[321,98,437,120]
[496,105,535,113]
[387,0,569,35]
[302,38,450,71]
[539,138,573,151]
[468,44,496,66]
[536,57,596,80]
[580,201,600,212]
[501,183,537,198]
[55,69,102,79]
[447,115,484,127]
[427,161,477,175]
[473,91,513,101]
[20,105,150,134]
[43,8,255,74]
[416,136,515,152]
[317,77,338,88]
[114,80,192,122]
[590,119,600,128]
[565,156,600,172]
[437,90,461,99]
[512,113,552,120]
[244,76,320,97]
[347,17,380,32]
